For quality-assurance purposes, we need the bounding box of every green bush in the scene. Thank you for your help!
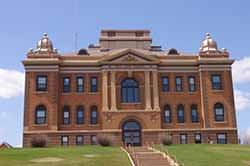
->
[30,134,48,147]
[161,135,173,145]
[97,134,113,146]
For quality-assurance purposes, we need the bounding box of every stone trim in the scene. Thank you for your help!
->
[144,71,152,111]
[102,71,109,111]
[121,147,135,166]
[110,71,117,111]
[23,128,237,134]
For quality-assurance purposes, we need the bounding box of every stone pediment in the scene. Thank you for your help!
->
[100,48,160,65]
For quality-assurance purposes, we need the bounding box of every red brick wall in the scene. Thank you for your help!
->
[23,69,238,146]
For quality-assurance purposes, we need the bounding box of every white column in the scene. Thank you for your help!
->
[153,70,160,111]
[145,71,152,111]
[102,71,109,111]
[110,71,117,111]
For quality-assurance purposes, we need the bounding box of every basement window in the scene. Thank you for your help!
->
[61,136,69,146]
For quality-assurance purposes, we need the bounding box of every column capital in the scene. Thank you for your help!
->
[102,70,109,74]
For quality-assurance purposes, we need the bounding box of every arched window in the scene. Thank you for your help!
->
[163,105,171,123]
[191,105,198,123]
[177,104,185,123]
[76,106,84,124]
[121,79,139,103]
[214,103,224,121]
[35,105,46,124]
[63,106,70,125]
[90,106,98,124]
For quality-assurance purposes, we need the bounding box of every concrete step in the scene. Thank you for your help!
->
[139,160,170,166]
[126,146,171,166]
[136,153,163,158]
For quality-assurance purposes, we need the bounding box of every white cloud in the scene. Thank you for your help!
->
[0,68,24,99]
[234,90,250,111]
[232,57,250,84]
[240,128,250,144]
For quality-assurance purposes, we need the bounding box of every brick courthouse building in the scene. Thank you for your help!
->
[22,30,238,146]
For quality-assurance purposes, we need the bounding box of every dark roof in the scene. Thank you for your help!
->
[0,142,13,148]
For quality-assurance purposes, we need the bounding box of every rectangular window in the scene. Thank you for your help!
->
[217,133,227,144]
[63,77,70,93]
[188,76,196,92]
[162,77,169,92]
[212,75,222,90]
[91,135,97,145]
[76,77,84,93]
[76,136,84,145]
[63,111,70,125]
[61,136,69,146]
[175,76,183,92]
[90,77,98,92]
[77,109,84,124]
[180,133,187,144]
[194,133,202,144]
[36,76,47,91]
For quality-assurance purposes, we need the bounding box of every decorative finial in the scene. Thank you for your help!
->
[43,33,48,37]
[28,48,33,53]
[206,33,211,39]
[222,48,227,52]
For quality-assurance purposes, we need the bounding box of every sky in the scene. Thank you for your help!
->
[0,0,250,146]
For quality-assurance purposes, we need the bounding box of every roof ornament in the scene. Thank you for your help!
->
[199,33,219,53]
[35,33,56,54]
[222,48,227,52]
[28,48,33,53]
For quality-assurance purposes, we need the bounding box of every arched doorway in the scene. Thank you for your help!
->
[122,120,141,146]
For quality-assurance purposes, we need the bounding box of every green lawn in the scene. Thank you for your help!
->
[0,146,131,166]
[157,144,250,166]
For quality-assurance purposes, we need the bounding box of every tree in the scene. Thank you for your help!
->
[241,129,250,145]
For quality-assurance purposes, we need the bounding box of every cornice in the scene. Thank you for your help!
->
[22,58,60,66]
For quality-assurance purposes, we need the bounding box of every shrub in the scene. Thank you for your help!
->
[97,134,113,146]
[161,135,173,146]
[30,135,48,147]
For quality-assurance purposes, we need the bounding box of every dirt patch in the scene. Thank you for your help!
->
[243,161,250,166]
[83,154,99,158]
[31,157,64,163]
[209,147,250,152]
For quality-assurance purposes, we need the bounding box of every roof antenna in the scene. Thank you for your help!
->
[73,0,79,53]
[75,32,78,53]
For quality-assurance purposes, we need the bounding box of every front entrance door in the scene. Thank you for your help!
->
[122,120,141,146]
